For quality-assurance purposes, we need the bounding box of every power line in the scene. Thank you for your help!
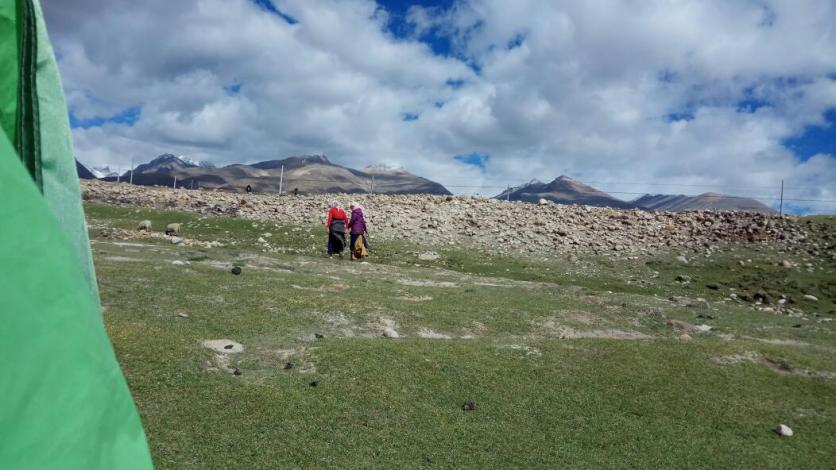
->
[236,176,836,204]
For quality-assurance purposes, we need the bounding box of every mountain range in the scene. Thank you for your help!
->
[496,176,637,209]
[75,156,775,213]
[632,192,776,213]
[85,154,451,195]
[496,176,776,213]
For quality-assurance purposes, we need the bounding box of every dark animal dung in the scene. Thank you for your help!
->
[231,266,242,275]
[462,400,477,411]
[283,362,294,370]
[233,368,242,376]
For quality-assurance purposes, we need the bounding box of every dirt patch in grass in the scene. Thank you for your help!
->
[104,256,144,262]
[712,352,836,380]
[394,295,433,302]
[397,279,458,288]
[535,318,652,340]
[202,339,244,373]
[416,328,452,339]
[498,344,543,357]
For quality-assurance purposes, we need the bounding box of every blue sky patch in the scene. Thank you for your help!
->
[657,69,679,83]
[736,86,772,113]
[784,108,836,161]
[454,152,489,169]
[736,97,771,113]
[224,83,242,96]
[69,106,141,129]
[376,0,484,74]
[446,78,465,88]
[402,112,419,121]
[251,0,298,24]
[666,110,695,122]
[507,33,525,49]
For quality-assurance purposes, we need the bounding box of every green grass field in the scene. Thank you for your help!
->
[85,203,836,468]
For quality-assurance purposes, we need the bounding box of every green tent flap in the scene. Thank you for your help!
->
[0,0,19,143]
[0,1,154,468]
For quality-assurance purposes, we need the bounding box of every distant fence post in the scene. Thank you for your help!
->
[779,179,784,216]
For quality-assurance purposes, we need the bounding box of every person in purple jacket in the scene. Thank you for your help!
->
[347,202,369,259]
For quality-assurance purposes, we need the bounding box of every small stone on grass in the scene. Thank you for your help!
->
[774,424,793,437]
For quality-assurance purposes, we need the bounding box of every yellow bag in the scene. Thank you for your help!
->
[353,234,368,259]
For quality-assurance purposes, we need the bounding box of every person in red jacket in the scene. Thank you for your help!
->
[325,200,348,257]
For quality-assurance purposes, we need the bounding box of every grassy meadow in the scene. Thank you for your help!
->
[85,203,835,469]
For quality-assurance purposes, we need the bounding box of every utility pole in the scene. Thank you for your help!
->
[371,175,375,194]
[116,166,121,183]
[129,158,134,184]
[506,185,510,201]
[779,179,784,217]
[279,165,284,194]
[173,176,177,189]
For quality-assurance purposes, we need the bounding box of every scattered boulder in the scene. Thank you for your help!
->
[706,283,720,290]
[676,255,689,264]
[675,274,691,284]
[774,424,793,437]
[232,368,242,376]
[678,333,692,341]
[383,327,400,339]
[283,362,294,370]
[803,294,819,302]
[231,266,242,275]
[81,180,816,258]
[170,236,183,245]
[753,291,770,304]
[165,223,182,236]
[462,400,477,411]
[137,220,152,231]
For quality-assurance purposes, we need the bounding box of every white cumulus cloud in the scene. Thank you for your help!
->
[43,0,836,212]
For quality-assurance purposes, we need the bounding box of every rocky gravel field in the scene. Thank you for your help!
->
[81,180,833,259]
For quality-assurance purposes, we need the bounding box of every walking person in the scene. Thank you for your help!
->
[347,202,369,260]
[325,201,348,257]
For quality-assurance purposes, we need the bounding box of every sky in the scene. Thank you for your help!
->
[42,0,836,213]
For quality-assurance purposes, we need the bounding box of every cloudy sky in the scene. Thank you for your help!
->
[43,0,836,212]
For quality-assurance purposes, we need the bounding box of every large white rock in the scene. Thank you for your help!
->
[774,424,793,437]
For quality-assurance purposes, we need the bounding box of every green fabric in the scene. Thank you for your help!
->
[0,133,154,469]
[0,1,154,468]
[0,0,18,143]
[16,0,41,187]
[30,0,100,302]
